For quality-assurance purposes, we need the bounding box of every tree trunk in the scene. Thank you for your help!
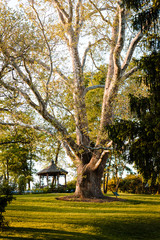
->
[115,178,120,193]
[74,163,104,198]
[6,159,9,181]
[157,183,160,195]
[103,158,111,194]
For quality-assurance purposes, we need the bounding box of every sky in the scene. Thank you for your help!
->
[8,0,18,8]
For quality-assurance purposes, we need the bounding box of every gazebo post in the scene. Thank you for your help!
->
[51,176,54,188]
[64,174,67,190]
[47,174,49,187]
[57,174,59,187]
[55,176,57,186]
[39,175,41,188]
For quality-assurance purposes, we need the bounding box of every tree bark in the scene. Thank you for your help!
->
[74,163,104,198]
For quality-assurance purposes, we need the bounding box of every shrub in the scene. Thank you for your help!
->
[0,182,14,230]
[119,175,144,194]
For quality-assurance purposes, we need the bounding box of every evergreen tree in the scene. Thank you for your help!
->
[129,51,160,186]
[107,51,160,187]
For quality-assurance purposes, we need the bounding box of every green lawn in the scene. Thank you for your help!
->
[1,193,160,240]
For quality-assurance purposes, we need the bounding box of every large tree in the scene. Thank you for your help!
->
[0,0,159,198]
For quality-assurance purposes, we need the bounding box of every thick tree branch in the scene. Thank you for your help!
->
[75,0,81,26]
[120,66,139,80]
[62,140,79,165]
[75,0,84,34]
[83,85,105,96]
[81,42,91,71]
[113,4,125,78]
[53,0,69,20]
[0,52,78,155]
[121,30,143,73]
[82,141,112,173]
[92,150,110,171]
[68,0,73,23]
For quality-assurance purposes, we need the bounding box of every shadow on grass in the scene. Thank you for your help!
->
[0,227,105,240]
[96,218,160,240]
[125,198,160,205]
[1,218,160,240]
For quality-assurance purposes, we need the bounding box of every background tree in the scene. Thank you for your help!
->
[0,126,38,186]
[0,0,159,198]
[129,52,160,187]
[103,149,134,194]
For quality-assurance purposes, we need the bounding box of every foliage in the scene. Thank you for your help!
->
[123,0,160,31]
[129,52,160,183]
[105,174,142,194]
[119,174,160,194]
[106,173,160,194]
[0,182,14,230]
[118,175,144,194]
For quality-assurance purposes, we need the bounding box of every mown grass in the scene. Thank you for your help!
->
[1,193,160,240]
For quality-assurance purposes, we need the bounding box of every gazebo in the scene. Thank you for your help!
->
[37,160,68,189]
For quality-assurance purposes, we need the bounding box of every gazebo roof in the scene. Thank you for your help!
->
[37,160,68,176]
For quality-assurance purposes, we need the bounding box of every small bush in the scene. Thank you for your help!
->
[66,179,76,193]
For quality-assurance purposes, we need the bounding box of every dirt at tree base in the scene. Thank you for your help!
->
[56,195,127,203]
